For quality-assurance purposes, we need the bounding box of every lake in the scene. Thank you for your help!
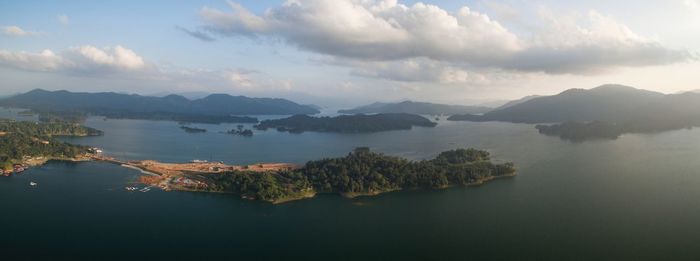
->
[3,114,700,260]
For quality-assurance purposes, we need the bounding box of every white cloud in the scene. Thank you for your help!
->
[0,49,62,71]
[57,14,70,25]
[0,45,293,95]
[2,26,43,37]
[201,0,521,62]
[684,0,700,11]
[325,57,487,84]
[196,0,691,81]
[0,45,148,74]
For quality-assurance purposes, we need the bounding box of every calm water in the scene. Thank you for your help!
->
[3,113,700,260]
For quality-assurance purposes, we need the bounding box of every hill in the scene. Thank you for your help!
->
[449,84,700,141]
[495,95,541,110]
[338,101,491,115]
[255,113,437,133]
[0,89,320,123]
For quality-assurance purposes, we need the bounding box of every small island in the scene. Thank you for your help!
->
[255,113,437,133]
[0,119,101,173]
[180,126,207,133]
[132,148,516,204]
[536,121,623,142]
[226,125,253,136]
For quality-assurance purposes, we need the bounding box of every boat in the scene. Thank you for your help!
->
[29,182,37,186]
[139,187,151,192]
[125,187,137,191]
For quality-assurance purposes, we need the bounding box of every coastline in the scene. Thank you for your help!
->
[22,154,95,167]
[20,153,517,205]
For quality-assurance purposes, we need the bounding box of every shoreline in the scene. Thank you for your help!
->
[21,155,517,205]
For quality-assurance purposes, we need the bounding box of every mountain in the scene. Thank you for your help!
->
[495,95,541,110]
[449,85,665,123]
[448,84,700,141]
[0,89,320,123]
[338,101,491,115]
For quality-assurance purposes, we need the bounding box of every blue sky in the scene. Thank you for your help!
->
[1,0,698,107]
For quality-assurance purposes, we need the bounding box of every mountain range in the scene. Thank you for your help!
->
[449,84,700,140]
[0,89,320,123]
[0,89,319,115]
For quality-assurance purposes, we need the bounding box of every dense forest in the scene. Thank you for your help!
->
[255,113,437,133]
[0,120,103,137]
[205,148,516,203]
[0,120,98,163]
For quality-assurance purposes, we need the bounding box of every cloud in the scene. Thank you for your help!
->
[201,0,520,62]
[325,57,486,84]
[0,45,292,94]
[57,14,70,25]
[0,45,147,75]
[2,26,43,37]
[684,0,700,11]
[197,0,692,80]
[176,26,215,42]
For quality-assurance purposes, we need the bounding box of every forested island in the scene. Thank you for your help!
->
[0,119,100,167]
[226,125,253,136]
[536,122,623,142]
[255,113,437,133]
[197,148,515,203]
[180,126,207,133]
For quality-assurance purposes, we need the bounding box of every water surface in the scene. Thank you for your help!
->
[3,113,700,260]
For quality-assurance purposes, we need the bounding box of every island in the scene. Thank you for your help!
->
[254,113,437,133]
[180,126,207,133]
[226,125,253,136]
[128,148,516,204]
[0,119,101,174]
[536,121,623,142]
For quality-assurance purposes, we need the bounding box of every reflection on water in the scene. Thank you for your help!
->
[3,108,700,260]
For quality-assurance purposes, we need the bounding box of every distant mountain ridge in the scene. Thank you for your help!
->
[448,84,700,141]
[449,85,667,123]
[0,89,320,116]
[338,101,491,115]
[495,95,541,110]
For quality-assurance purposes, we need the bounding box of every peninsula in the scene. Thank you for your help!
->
[121,148,516,204]
[0,119,101,171]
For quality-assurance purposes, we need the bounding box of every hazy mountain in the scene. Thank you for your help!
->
[450,85,666,123]
[0,89,320,123]
[338,101,492,115]
[495,95,542,110]
[150,91,212,100]
[449,84,700,140]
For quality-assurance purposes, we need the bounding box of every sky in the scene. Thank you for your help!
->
[0,0,698,107]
